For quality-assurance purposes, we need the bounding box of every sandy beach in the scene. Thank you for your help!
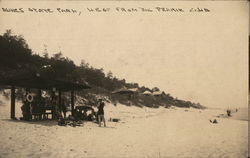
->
[0,97,248,158]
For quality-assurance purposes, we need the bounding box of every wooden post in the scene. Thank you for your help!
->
[10,86,15,119]
[38,89,41,101]
[58,90,62,112]
[71,91,74,115]
[38,89,42,120]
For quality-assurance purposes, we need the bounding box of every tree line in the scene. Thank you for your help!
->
[0,30,205,109]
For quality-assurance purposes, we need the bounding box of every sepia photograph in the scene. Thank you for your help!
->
[0,1,249,158]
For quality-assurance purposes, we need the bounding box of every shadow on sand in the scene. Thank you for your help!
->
[2,118,118,128]
[1,118,58,127]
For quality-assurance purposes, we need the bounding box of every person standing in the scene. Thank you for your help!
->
[97,99,106,127]
[52,96,59,119]
[21,99,31,121]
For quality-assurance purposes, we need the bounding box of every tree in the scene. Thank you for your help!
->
[107,71,113,79]
[53,52,63,60]
[43,44,49,59]
[80,59,89,68]
[0,29,33,69]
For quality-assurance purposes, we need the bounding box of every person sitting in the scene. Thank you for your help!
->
[73,108,81,121]
[57,114,66,126]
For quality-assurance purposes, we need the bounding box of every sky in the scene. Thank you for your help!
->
[0,1,249,108]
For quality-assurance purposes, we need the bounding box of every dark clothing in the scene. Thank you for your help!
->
[97,102,105,115]
[21,102,31,121]
[61,103,67,113]
[97,101,106,127]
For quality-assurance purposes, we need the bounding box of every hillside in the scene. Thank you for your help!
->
[0,30,205,109]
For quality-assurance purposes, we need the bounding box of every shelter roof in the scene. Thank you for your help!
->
[152,91,163,96]
[143,90,152,95]
[0,71,90,91]
[112,87,137,94]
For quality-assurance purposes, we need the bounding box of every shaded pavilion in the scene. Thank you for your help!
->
[0,71,91,119]
[112,88,138,100]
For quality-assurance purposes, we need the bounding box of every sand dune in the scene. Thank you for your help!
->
[0,97,248,158]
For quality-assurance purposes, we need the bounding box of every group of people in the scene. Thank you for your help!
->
[21,93,67,121]
[21,94,46,120]
[20,93,107,127]
[72,99,106,127]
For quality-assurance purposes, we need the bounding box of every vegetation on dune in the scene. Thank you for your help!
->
[0,30,205,109]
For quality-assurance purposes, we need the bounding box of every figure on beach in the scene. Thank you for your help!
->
[97,99,106,127]
[226,109,231,117]
[21,92,35,121]
[21,99,31,121]
[52,96,60,119]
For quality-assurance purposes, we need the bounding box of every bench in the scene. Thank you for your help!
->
[43,106,53,119]
[31,113,43,120]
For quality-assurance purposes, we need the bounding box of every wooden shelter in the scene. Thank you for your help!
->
[112,88,138,100]
[112,88,137,94]
[0,72,91,119]
[143,90,152,96]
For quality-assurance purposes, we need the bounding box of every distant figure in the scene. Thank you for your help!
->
[97,99,106,127]
[209,119,218,124]
[226,109,231,117]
